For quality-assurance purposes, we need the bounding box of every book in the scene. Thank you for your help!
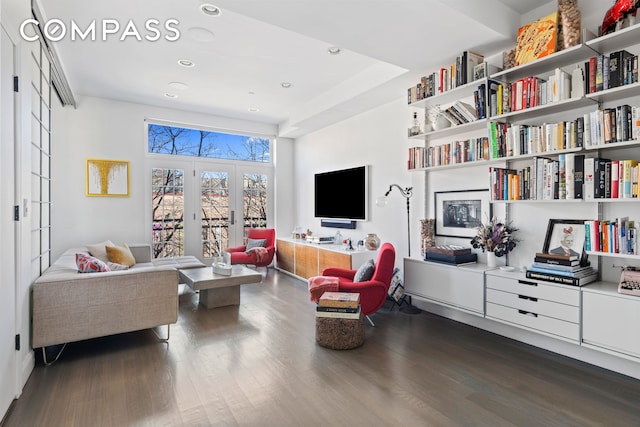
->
[425,252,478,264]
[528,265,595,278]
[319,292,360,309]
[535,252,578,261]
[533,256,579,266]
[316,306,360,314]
[425,245,471,256]
[315,306,361,319]
[525,270,598,286]
[531,262,588,272]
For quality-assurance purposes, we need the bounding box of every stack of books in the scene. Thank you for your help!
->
[526,252,597,286]
[424,245,477,265]
[316,292,361,319]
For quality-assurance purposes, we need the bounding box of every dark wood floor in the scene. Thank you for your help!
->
[4,270,640,426]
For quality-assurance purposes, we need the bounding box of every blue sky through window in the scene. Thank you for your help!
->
[148,124,270,163]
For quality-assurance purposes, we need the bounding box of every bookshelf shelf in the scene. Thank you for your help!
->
[491,96,596,121]
[585,81,640,104]
[423,119,488,140]
[585,22,640,54]
[583,139,640,152]
[409,78,485,109]
[586,251,640,259]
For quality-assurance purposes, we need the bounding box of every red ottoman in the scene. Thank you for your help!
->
[308,276,339,303]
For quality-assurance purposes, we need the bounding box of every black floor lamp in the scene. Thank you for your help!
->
[377,184,413,257]
[376,184,421,314]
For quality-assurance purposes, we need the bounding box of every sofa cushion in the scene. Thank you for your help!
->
[354,259,375,282]
[246,238,267,251]
[76,253,111,273]
[106,244,136,267]
[87,240,114,263]
[107,261,130,271]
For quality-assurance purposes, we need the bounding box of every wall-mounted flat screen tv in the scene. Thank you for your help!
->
[314,165,368,221]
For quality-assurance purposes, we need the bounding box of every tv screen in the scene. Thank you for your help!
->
[314,166,368,221]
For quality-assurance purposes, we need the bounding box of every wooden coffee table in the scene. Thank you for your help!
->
[179,265,262,309]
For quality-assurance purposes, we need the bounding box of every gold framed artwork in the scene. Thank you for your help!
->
[515,11,559,66]
[86,159,130,197]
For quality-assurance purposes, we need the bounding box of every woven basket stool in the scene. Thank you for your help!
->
[315,314,365,350]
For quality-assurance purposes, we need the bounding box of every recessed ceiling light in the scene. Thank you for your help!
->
[248,107,260,112]
[327,46,342,55]
[248,91,255,95]
[200,4,221,16]
[281,82,293,89]
[169,82,189,90]
[177,59,195,68]
[164,93,178,99]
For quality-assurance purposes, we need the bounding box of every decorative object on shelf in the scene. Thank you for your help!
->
[515,11,559,66]
[376,184,413,256]
[558,0,581,50]
[420,219,436,255]
[364,233,380,251]
[542,218,589,265]
[86,158,130,197]
[433,113,451,131]
[502,48,516,70]
[470,216,519,259]
[602,0,639,36]
[435,189,490,238]
[408,111,422,136]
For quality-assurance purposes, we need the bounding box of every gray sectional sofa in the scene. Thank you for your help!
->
[32,243,204,361]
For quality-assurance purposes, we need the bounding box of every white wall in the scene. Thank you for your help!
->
[51,96,280,260]
[293,97,424,262]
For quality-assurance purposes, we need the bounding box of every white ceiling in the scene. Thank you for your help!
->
[38,0,551,138]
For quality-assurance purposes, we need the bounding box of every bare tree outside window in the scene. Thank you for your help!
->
[148,124,271,259]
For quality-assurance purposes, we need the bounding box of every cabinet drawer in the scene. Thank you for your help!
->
[487,302,579,341]
[486,289,579,323]
[486,275,580,306]
[582,292,640,358]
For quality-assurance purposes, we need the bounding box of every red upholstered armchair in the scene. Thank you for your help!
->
[322,242,395,324]
[227,228,276,268]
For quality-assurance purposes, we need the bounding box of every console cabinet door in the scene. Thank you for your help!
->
[276,239,294,274]
[319,250,351,274]
[295,244,319,279]
[582,291,640,358]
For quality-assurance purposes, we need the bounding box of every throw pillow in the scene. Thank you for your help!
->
[246,238,267,251]
[76,253,111,273]
[86,239,114,263]
[354,259,375,283]
[107,261,130,271]
[106,243,136,267]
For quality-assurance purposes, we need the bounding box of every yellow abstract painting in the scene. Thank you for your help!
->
[86,159,130,197]
[515,11,559,66]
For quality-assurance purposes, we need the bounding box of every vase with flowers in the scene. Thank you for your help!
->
[470,217,518,267]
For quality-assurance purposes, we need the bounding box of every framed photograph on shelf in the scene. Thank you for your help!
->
[542,219,588,265]
[86,159,130,197]
[435,189,490,238]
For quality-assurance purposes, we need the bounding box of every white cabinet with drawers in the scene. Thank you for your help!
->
[485,270,581,343]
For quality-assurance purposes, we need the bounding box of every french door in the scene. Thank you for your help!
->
[151,159,271,261]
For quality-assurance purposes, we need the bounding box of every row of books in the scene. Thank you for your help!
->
[316,292,361,319]
[407,51,485,103]
[489,155,640,201]
[487,104,639,158]
[585,50,639,94]
[487,68,574,116]
[439,101,479,126]
[408,137,489,169]
[584,218,638,255]
[526,252,597,286]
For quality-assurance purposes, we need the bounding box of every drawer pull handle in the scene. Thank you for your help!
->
[518,280,538,287]
[518,309,538,318]
[518,295,538,302]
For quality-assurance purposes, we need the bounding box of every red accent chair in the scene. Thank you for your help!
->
[227,228,276,268]
[321,242,396,324]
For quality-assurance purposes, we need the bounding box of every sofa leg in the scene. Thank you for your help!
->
[42,343,67,367]
[152,324,170,342]
[365,315,375,327]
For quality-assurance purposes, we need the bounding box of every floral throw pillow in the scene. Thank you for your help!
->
[76,253,111,273]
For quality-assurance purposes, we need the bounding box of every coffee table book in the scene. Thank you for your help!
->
[316,306,361,319]
[319,292,360,309]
